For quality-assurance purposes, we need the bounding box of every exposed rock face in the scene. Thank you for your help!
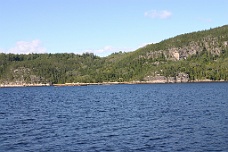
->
[172,51,180,60]
[144,37,228,61]
[146,51,164,59]
[144,75,167,83]
[176,72,189,83]
[1,67,48,85]
[144,72,189,83]
[12,67,31,85]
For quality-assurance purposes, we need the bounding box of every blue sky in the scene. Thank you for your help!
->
[0,0,227,56]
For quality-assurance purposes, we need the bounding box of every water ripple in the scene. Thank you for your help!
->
[0,83,228,151]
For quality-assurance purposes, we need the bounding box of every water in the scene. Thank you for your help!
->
[0,83,227,151]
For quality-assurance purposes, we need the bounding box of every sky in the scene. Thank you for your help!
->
[0,0,227,57]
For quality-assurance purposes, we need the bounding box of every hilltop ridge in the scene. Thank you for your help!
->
[0,25,228,86]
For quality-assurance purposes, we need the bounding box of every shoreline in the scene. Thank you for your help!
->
[0,83,51,88]
[0,80,227,88]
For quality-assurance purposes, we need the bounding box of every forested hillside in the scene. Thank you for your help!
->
[0,25,228,85]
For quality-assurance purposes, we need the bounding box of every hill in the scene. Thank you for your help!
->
[0,25,228,86]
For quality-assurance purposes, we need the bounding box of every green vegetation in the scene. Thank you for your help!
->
[0,25,228,84]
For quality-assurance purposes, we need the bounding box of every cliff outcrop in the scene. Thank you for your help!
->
[1,67,49,85]
[144,37,228,61]
[144,72,189,83]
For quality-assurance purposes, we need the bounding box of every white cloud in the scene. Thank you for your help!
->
[144,10,172,19]
[0,48,5,53]
[83,43,160,57]
[5,40,46,54]
[95,46,114,54]
[138,42,155,48]
[82,46,133,57]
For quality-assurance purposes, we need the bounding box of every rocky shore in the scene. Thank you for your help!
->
[0,83,51,88]
[0,80,226,88]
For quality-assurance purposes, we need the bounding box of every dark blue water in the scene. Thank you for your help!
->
[0,83,228,151]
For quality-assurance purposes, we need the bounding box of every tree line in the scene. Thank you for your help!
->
[0,25,228,84]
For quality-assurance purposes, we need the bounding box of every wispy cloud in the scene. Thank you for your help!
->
[2,40,47,54]
[144,10,172,19]
[198,17,213,23]
[82,43,160,57]
[138,42,155,48]
[0,48,5,53]
[81,46,133,57]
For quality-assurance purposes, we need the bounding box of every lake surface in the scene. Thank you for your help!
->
[0,83,228,151]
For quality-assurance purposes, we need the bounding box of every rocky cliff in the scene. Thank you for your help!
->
[143,36,228,61]
[144,72,189,83]
[1,67,49,85]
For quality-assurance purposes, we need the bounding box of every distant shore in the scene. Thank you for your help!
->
[0,83,51,88]
[0,80,227,88]
[53,80,227,87]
